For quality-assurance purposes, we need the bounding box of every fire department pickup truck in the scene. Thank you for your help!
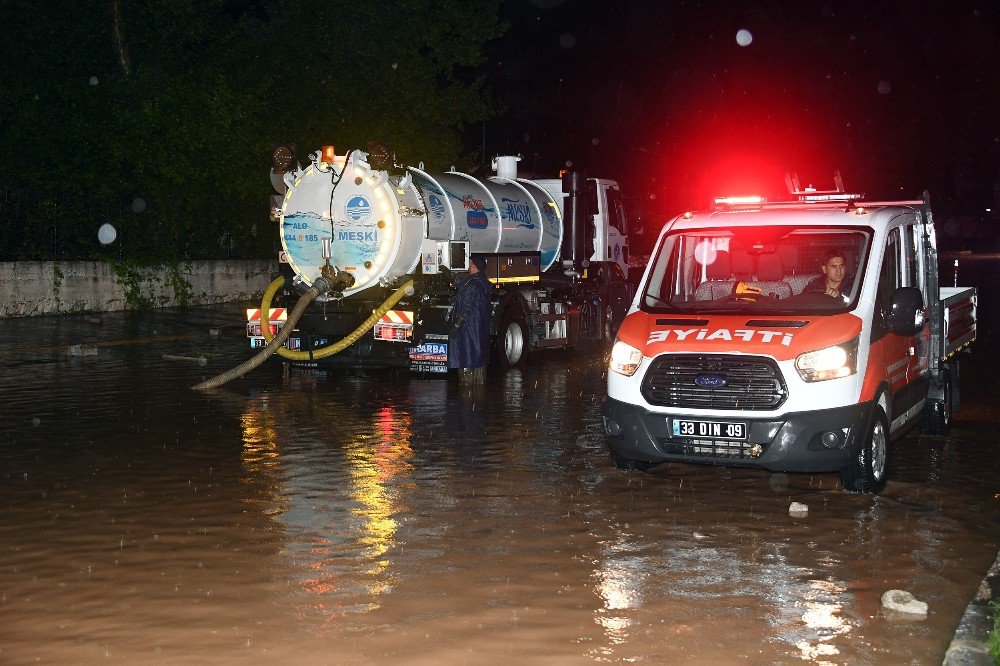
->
[601,188,976,493]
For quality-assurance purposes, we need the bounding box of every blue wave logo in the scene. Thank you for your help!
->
[345,196,371,223]
[694,374,727,388]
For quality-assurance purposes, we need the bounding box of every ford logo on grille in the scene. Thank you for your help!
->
[694,374,727,388]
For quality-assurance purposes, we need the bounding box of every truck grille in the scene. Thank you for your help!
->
[641,354,786,411]
[657,438,767,459]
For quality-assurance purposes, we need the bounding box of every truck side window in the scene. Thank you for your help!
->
[606,188,628,236]
[876,227,902,316]
[902,222,918,288]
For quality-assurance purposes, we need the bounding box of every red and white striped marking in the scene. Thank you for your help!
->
[246,308,287,322]
[379,310,413,325]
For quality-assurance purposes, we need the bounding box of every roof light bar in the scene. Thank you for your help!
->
[714,195,766,210]
[797,192,864,202]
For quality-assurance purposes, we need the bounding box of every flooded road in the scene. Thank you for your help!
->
[1,267,998,664]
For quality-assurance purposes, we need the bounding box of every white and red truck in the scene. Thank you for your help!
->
[248,145,633,372]
[602,184,976,493]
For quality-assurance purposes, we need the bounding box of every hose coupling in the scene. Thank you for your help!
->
[311,275,335,295]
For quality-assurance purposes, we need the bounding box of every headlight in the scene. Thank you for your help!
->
[609,339,643,376]
[795,336,859,382]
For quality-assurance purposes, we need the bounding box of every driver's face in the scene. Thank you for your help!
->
[822,257,846,284]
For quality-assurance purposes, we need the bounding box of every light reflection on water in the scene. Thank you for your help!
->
[238,391,416,618]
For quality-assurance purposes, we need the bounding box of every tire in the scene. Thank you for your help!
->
[496,311,526,368]
[920,371,952,436]
[841,405,889,494]
[609,448,659,472]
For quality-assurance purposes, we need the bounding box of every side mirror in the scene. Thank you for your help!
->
[887,287,924,335]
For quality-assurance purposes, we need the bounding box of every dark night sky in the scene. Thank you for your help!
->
[483,0,999,224]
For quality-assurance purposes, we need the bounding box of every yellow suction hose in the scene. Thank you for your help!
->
[191,275,414,390]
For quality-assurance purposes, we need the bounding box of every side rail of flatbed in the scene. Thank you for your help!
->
[940,286,976,359]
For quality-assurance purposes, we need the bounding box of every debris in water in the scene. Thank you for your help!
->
[68,344,98,356]
[89,317,103,325]
[881,589,928,617]
[209,328,221,337]
[162,354,208,366]
[692,532,709,540]
[789,501,809,516]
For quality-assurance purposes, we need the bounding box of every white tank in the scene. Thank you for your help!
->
[279,150,564,297]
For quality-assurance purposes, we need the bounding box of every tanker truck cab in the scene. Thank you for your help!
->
[602,192,976,493]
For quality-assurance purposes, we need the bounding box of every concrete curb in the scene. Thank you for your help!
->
[943,549,999,665]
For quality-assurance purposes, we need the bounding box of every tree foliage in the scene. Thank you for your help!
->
[0,0,503,261]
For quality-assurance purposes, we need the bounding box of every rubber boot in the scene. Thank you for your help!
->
[459,367,485,385]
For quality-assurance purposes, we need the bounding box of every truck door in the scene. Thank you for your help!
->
[875,224,920,431]
[904,219,931,403]
[605,187,630,279]
[872,227,910,431]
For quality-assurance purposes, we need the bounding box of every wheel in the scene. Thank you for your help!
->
[496,311,526,368]
[840,405,889,494]
[609,448,659,472]
[920,371,952,436]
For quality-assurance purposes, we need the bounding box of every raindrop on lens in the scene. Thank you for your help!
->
[98,223,117,245]
[89,76,99,86]
[591,137,600,146]
[131,197,146,213]
[559,33,576,49]
[694,240,718,266]
[31,417,41,427]
[736,29,753,47]
[877,80,892,95]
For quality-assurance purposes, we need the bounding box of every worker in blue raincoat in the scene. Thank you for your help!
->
[448,256,492,383]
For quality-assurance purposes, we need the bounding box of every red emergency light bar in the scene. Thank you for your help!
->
[320,145,336,163]
[714,195,766,210]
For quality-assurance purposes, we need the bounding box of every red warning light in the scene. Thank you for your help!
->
[321,145,336,163]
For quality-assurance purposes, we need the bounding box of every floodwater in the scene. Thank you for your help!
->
[1,267,998,664]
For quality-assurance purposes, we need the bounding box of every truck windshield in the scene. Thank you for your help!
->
[642,225,872,314]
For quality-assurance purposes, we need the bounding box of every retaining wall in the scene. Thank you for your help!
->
[0,260,276,318]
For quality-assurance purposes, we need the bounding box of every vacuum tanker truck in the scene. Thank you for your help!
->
[247,144,633,373]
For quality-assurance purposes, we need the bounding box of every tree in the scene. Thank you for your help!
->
[0,0,504,260]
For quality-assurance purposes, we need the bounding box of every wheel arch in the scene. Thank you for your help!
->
[492,290,530,337]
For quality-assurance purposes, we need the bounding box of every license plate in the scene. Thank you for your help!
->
[249,337,301,350]
[672,419,748,440]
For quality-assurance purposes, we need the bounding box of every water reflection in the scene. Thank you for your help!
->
[238,389,415,619]
[594,532,648,648]
[797,578,850,664]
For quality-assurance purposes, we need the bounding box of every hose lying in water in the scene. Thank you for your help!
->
[191,275,415,390]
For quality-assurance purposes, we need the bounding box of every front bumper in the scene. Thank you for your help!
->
[601,398,874,473]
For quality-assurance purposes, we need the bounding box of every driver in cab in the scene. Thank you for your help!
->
[805,249,852,301]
